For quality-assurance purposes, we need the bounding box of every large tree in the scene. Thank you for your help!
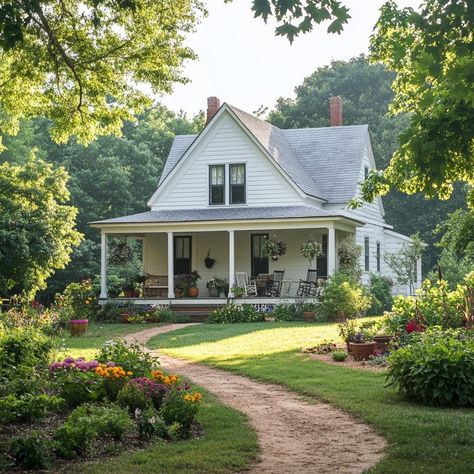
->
[0,154,82,297]
[267,56,466,272]
[0,104,204,295]
[0,0,203,146]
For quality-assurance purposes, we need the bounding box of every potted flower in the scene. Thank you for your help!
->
[350,332,376,361]
[174,274,187,298]
[122,281,135,298]
[206,277,221,297]
[337,319,358,353]
[186,271,201,297]
[302,302,316,321]
[231,285,246,298]
[300,240,323,269]
[262,238,287,261]
[70,319,89,336]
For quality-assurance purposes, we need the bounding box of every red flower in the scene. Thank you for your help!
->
[406,320,424,333]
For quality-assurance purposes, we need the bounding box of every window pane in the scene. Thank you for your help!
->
[210,165,224,185]
[231,185,245,204]
[364,237,370,271]
[230,164,245,184]
[211,186,224,204]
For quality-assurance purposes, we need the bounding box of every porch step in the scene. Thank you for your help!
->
[171,304,222,320]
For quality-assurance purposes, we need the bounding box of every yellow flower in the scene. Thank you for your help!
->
[127,371,133,376]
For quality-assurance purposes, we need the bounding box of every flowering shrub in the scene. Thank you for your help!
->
[387,328,474,406]
[316,272,371,321]
[97,339,158,376]
[273,303,304,321]
[207,303,265,324]
[56,279,97,321]
[161,388,200,437]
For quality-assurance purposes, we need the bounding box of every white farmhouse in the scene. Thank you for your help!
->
[91,96,421,305]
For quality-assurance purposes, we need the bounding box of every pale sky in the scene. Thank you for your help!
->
[159,0,420,117]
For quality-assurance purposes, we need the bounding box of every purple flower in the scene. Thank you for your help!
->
[64,357,75,364]
[106,361,116,367]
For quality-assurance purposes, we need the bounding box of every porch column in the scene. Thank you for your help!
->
[167,232,175,299]
[327,226,336,276]
[228,230,235,297]
[100,230,108,298]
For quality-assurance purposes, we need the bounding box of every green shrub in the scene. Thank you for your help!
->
[0,394,64,424]
[95,303,123,323]
[316,272,371,321]
[0,328,53,372]
[57,279,97,320]
[331,349,348,362]
[54,370,105,408]
[68,404,133,440]
[10,432,52,470]
[207,304,265,324]
[273,303,304,321]
[387,329,474,406]
[136,407,168,439]
[53,419,98,459]
[384,279,465,335]
[368,274,393,315]
[96,339,158,376]
[117,382,151,413]
[160,389,199,437]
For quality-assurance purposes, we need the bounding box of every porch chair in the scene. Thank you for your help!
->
[297,269,318,297]
[265,270,285,297]
[235,272,258,297]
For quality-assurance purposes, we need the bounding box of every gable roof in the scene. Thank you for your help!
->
[157,103,370,204]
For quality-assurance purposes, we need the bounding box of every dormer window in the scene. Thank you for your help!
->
[230,163,246,204]
[209,165,225,205]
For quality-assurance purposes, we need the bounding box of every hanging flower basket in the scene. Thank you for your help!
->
[204,248,216,269]
[70,319,89,337]
[262,238,287,261]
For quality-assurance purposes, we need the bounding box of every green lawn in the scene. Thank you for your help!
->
[149,322,474,474]
[60,323,163,359]
[60,323,259,473]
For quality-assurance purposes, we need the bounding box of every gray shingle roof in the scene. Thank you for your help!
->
[91,205,358,225]
[157,104,369,203]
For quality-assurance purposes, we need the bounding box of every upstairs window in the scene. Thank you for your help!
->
[364,237,370,271]
[364,166,369,180]
[230,163,246,204]
[209,165,225,205]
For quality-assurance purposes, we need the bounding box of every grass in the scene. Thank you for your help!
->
[64,323,259,473]
[60,323,163,359]
[149,321,474,474]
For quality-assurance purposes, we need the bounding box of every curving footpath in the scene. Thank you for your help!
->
[124,324,386,474]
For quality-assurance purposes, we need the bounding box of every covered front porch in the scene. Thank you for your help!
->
[94,215,361,305]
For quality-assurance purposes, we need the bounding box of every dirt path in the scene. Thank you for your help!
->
[124,325,386,474]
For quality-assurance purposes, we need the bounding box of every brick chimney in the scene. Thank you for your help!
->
[206,96,221,124]
[329,96,343,126]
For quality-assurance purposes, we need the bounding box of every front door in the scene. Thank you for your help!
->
[174,236,192,275]
[316,234,328,277]
[251,233,269,278]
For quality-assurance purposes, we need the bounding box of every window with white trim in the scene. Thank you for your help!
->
[229,163,246,204]
[376,242,381,272]
[209,165,225,205]
[364,237,370,271]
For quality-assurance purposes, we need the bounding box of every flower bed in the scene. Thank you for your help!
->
[0,331,203,471]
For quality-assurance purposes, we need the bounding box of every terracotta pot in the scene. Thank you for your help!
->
[351,342,376,361]
[174,289,184,298]
[373,335,393,353]
[303,311,315,321]
[120,313,130,324]
[70,319,88,336]
[123,290,134,298]
[188,287,199,298]
[133,288,141,298]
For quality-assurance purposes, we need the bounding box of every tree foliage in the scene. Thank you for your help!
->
[361,0,474,202]
[0,154,82,296]
[0,104,203,296]
[0,0,204,147]
[384,233,424,295]
[248,0,350,42]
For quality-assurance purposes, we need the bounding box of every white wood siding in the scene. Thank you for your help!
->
[150,112,305,210]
